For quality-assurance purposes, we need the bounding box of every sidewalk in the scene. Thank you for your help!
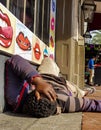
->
[0,86,101,130]
[0,112,82,130]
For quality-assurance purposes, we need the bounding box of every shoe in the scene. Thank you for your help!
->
[84,87,96,95]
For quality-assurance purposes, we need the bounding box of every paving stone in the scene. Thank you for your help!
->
[82,112,101,130]
[82,86,101,130]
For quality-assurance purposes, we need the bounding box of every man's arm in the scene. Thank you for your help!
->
[6,55,57,101]
[6,55,39,82]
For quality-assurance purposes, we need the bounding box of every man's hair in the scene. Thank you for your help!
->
[22,91,57,118]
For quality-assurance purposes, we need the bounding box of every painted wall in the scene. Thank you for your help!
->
[49,0,56,59]
[0,3,55,64]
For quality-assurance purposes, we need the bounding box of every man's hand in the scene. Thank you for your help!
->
[31,77,57,101]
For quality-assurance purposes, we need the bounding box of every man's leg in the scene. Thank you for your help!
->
[89,69,94,85]
[82,97,101,112]
[64,96,101,112]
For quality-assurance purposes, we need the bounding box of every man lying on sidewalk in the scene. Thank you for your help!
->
[5,55,99,118]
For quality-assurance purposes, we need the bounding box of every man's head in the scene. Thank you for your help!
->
[22,90,57,118]
[91,55,96,60]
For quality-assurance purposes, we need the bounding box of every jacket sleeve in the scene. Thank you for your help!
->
[6,55,40,83]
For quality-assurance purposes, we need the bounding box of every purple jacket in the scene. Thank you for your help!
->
[5,55,40,112]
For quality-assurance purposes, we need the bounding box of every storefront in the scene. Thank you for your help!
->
[85,43,101,65]
[0,0,56,63]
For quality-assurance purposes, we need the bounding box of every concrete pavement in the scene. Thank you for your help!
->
[0,112,82,130]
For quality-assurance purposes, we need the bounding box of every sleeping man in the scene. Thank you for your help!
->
[5,55,101,118]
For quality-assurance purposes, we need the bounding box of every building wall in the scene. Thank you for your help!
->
[55,0,72,80]
[71,0,85,88]
[56,0,85,88]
